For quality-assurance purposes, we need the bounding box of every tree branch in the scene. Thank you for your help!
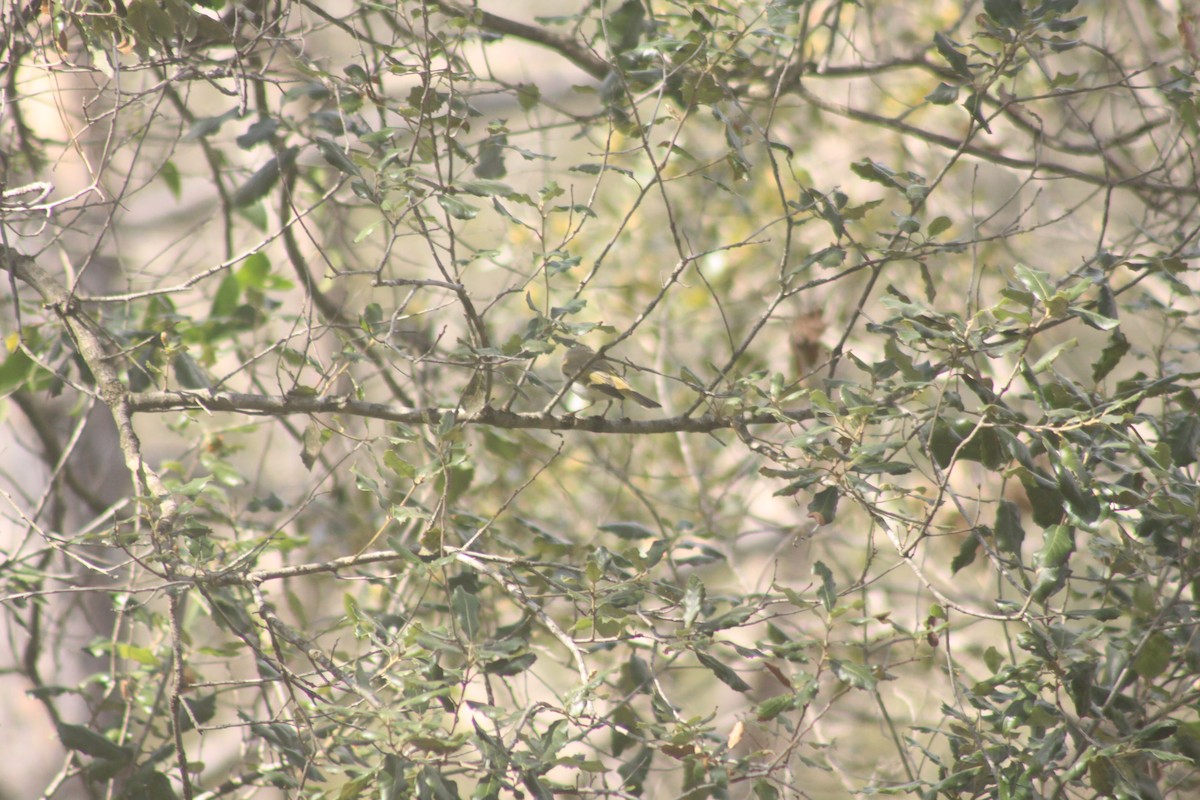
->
[1,246,177,530]
[432,0,612,80]
[123,388,812,433]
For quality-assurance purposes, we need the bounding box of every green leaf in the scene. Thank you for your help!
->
[617,748,652,796]
[1053,457,1100,524]
[755,693,798,722]
[1092,330,1129,382]
[210,273,240,318]
[172,352,211,389]
[984,646,1003,673]
[57,723,133,762]
[984,0,1025,28]
[696,606,756,632]
[1032,338,1077,373]
[437,194,479,220]
[643,537,672,568]
[926,215,953,237]
[600,522,656,539]
[851,158,903,189]
[794,245,846,273]
[232,147,297,207]
[516,83,540,111]
[182,107,240,141]
[963,91,992,133]
[1031,564,1068,603]
[1170,415,1200,467]
[116,642,161,666]
[475,134,508,179]
[438,462,475,506]
[160,160,181,199]
[302,421,326,471]
[928,417,1005,469]
[460,180,515,197]
[236,252,273,291]
[452,586,481,641]
[380,755,412,800]
[1133,632,1172,680]
[933,33,972,80]
[521,774,552,800]
[417,765,460,799]
[484,652,536,676]
[121,770,178,800]
[831,659,876,690]
[813,560,836,611]
[927,418,960,468]
[0,346,36,394]
[621,655,653,695]
[1072,307,1120,330]
[950,533,979,574]
[177,693,217,733]
[186,693,217,725]
[1013,263,1053,301]
[316,138,361,176]
[994,499,1025,557]
[1037,524,1075,569]
[753,778,781,800]
[1095,281,1118,320]
[1018,468,1064,527]
[1047,16,1087,34]
[807,486,838,525]
[236,118,280,150]
[695,650,751,692]
[925,83,960,106]
[607,0,646,54]
[851,459,913,476]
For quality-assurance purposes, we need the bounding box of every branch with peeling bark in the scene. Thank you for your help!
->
[3,244,198,798]
[2,246,176,530]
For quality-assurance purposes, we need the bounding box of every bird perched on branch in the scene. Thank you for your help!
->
[561,344,661,409]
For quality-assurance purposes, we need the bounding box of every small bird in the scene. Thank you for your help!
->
[561,344,661,409]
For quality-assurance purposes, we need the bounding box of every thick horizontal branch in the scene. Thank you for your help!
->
[433,0,611,80]
[445,4,1188,200]
[789,84,1190,197]
[126,389,811,433]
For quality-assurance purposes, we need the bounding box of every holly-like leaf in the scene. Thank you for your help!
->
[696,650,752,692]
[57,724,132,762]
[933,33,973,80]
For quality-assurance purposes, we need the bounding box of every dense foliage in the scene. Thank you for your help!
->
[3,1,1200,798]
